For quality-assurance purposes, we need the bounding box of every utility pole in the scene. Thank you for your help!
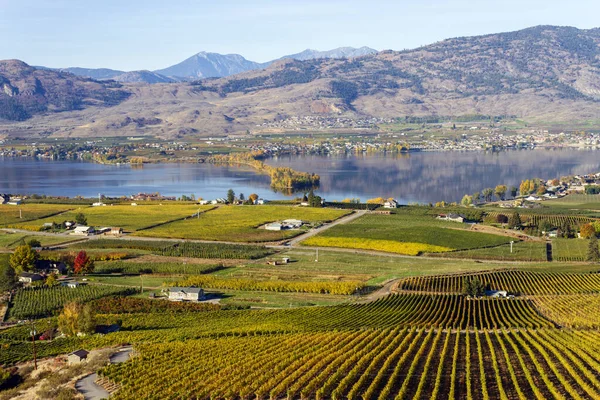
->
[30,321,37,370]
[510,241,514,253]
[315,249,319,262]
[19,208,22,219]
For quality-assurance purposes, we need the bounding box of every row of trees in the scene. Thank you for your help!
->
[8,244,95,276]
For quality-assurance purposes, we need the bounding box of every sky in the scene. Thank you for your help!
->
[1,0,599,71]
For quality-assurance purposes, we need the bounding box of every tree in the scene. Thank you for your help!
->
[536,184,547,196]
[0,263,16,292]
[366,197,385,205]
[226,189,235,204]
[580,223,596,239]
[27,238,41,248]
[461,195,473,207]
[559,221,575,239]
[73,251,94,274]
[74,212,87,225]
[539,219,553,234]
[45,273,58,287]
[58,302,97,337]
[494,185,507,201]
[0,366,12,389]
[496,214,509,224]
[509,186,518,198]
[308,189,315,206]
[472,192,481,203]
[9,244,38,273]
[462,278,487,297]
[508,212,522,229]
[239,193,245,201]
[551,178,560,186]
[248,193,259,203]
[482,188,494,202]
[587,236,600,262]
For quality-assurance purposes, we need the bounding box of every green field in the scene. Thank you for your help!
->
[552,238,589,261]
[427,241,548,261]
[0,204,75,226]
[0,231,79,249]
[15,204,212,232]
[303,210,511,255]
[134,206,350,242]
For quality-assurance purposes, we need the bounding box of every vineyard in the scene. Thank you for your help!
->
[8,285,137,319]
[15,204,213,232]
[552,238,589,262]
[425,241,548,261]
[133,206,350,242]
[170,275,366,296]
[94,261,224,275]
[0,203,75,226]
[485,211,598,228]
[397,269,600,295]
[99,328,600,400]
[532,294,600,329]
[82,239,275,259]
[303,211,512,255]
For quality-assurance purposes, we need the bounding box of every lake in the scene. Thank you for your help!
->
[1,149,600,204]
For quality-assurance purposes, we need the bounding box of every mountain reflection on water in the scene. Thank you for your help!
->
[1,149,599,204]
[268,149,600,203]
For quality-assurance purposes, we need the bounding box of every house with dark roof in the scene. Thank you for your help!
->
[67,349,89,364]
[168,287,205,302]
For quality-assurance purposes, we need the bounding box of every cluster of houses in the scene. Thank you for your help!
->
[17,260,74,284]
[69,226,123,236]
[131,193,176,201]
[437,213,467,223]
[265,219,304,231]
[198,198,268,205]
[0,194,22,205]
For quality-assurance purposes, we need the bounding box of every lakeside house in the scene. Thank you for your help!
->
[168,287,205,302]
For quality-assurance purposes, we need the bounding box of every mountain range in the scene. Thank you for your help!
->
[2,26,600,139]
[49,46,379,83]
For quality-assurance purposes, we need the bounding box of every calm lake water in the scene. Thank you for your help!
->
[1,149,600,204]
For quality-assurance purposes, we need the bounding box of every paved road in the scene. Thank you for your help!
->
[75,346,132,400]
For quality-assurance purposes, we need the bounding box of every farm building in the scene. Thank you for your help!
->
[67,349,89,364]
[485,290,508,298]
[437,213,465,223]
[265,222,283,231]
[110,227,123,236]
[18,272,43,283]
[168,287,205,302]
[72,226,95,236]
[63,281,82,289]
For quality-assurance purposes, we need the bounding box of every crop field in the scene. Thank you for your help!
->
[99,329,600,400]
[302,211,512,255]
[8,285,137,319]
[546,194,600,210]
[0,232,79,249]
[426,241,549,261]
[552,238,589,262]
[16,204,213,232]
[0,204,75,226]
[398,269,600,295]
[532,294,600,328]
[82,238,275,259]
[133,206,350,242]
[94,261,225,275]
[485,211,598,228]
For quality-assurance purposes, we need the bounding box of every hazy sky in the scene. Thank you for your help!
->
[1,0,598,71]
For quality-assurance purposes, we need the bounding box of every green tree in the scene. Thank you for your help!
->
[226,189,235,204]
[587,236,600,262]
[9,244,38,273]
[27,238,41,248]
[509,186,518,198]
[472,192,481,203]
[461,194,473,207]
[482,188,494,202]
[539,219,553,234]
[74,212,87,225]
[462,278,487,297]
[239,193,245,201]
[308,189,315,206]
[0,263,16,292]
[508,212,522,229]
[45,273,58,287]
[494,185,507,201]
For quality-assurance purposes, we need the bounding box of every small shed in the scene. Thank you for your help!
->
[168,287,204,302]
[67,349,89,364]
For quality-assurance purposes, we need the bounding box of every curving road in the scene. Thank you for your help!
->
[75,346,132,400]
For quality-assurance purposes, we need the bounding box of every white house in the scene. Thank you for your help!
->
[18,272,43,283]
[485,290,508,298]
[265,222,283,231]
[525,195,542,202]
[168,287,204,302]
[256,199,268,205]
[72,226,95,236]
[384,199,398,209]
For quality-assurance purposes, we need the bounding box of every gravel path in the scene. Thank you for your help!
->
[75,346,132,400]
